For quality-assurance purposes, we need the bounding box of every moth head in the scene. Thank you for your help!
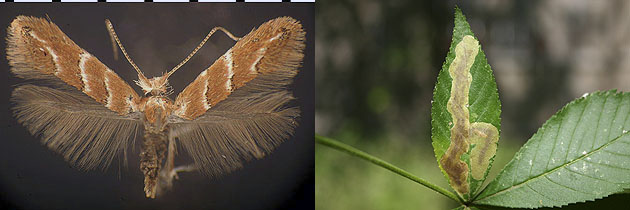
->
[106,19,174,97]
[136,73,171,96]
[106,19,214,97]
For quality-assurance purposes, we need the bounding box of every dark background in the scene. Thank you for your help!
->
[0,3,314,210]
[315,0,630,209]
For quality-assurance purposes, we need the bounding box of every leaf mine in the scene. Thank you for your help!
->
[440,35,479,195]
[469,122,499,180]
[439,34,500,195]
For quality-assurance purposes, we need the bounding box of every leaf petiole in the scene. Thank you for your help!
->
[315,134,464,204]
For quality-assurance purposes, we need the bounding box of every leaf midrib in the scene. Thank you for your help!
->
[475,131,630,203]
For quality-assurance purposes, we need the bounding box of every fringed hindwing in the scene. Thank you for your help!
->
[11,85,141,170]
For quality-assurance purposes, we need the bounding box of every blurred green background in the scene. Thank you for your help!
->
[315,0,630,209]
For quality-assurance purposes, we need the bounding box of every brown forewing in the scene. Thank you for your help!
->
[7,16,140,115]
[169,16,305,176]
[174,17,305,120]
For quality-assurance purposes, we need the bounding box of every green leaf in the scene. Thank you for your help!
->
[472,190,630,210]
[431,7,501,200]
[474,91,630,208]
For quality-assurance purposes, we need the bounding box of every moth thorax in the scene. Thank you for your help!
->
[143,96,173,132]
[137,74,170,96]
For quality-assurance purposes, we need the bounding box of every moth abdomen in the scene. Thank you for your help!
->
[140,131,168,199]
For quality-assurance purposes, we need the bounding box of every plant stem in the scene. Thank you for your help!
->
[315,134,463,204]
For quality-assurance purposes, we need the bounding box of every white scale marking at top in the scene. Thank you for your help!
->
[29,32,65,75]
[104,69,115,109]
[79,52,92,93]
[269,33,282,42]
[45,46,63,76]
[250,47,266,73]
[201,79,211,110]
[29,31,47,44]
[225,50,234,92]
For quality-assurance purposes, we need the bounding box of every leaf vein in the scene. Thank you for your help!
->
[564,166,620,184]
[528,126,545,179]
[544,110,566,171]
[583,159,630,171]
[587,95,608,156]
[562,100,589,164]
[604,96,622,144]
[602,149,630,157]
[544,175,593,196]
[525,182,563,203]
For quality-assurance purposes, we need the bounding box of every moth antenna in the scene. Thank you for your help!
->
[107,22,120,61]
[105,19,146,80]
[166,26,241,78]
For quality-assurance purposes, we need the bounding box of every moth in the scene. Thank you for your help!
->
[6,16,305,198]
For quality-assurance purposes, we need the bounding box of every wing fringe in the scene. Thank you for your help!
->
[170,71,300,177]
[11,85,141,170]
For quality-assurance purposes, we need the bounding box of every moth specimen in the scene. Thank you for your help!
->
[6,16,305,198]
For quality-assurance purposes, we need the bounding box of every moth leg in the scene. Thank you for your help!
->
[158,135,197,190]
[170,165,197,180]
[159,164,196,189]
[159,134,178,189]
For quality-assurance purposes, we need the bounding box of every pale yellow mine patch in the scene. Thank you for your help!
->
[440,35,479,195]
[469,122,499,180]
